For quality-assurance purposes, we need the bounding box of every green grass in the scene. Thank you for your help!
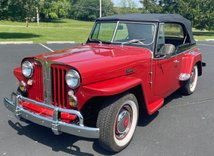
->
[0,19,213,43]
[0,19,94,43]
[193,29,214,41]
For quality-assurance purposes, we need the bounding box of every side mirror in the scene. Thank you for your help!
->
[159,44,175,58]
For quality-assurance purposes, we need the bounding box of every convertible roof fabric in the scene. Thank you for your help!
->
[97,14,195,44]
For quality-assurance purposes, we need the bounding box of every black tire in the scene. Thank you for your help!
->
[97,94,139,152]
[180,65,198,95]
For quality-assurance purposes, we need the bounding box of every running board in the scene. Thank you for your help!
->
[147,98,164,115]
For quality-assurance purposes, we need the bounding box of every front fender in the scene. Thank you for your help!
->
[82,76,142,96]
[14,67,24,82]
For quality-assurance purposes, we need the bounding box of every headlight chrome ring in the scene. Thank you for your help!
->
[65,69,80,89]
[22,60,34,78]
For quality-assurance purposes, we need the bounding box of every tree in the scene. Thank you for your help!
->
[139,0,162,13]
[0,0,39,23]
[70,0,114,21]
[139,0,214,30]
[40,0,70,20]
[160,0,214,30]
[113,0,141,14]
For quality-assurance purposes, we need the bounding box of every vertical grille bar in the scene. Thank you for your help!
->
[28,61,44,101]
[57,67,61,107]
[51,65,68,108]
[62,70,65,107]
[52,67,57,106]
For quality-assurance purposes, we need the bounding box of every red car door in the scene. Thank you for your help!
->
[152,23,184,98]
[153,56,180,98]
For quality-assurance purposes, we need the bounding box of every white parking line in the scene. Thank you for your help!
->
[39,43,54,52]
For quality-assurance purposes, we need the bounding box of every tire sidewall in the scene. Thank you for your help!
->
[97,93,139,152]
[189,65,198,93]
[113,99,138,147]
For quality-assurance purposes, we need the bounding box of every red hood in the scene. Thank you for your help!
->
[35,44,152,85]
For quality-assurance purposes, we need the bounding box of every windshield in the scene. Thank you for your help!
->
[90,21,156,46]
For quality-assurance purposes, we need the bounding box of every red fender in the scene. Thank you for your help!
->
[82,76,142,96]
[180,51,202,75]
[14,67,24,82]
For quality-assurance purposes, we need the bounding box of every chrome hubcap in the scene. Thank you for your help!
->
[115,105,132,140]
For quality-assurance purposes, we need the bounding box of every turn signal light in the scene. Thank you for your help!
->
[19,81,26,92]
[68,90,78,108]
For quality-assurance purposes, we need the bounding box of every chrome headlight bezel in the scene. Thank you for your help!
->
[22,60,34,78]
[65,69,80,89]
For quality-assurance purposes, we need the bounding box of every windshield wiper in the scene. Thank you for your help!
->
[89,38,111,44]
[121,39,146,46]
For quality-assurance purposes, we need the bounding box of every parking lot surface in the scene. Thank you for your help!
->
[0,42,213,156]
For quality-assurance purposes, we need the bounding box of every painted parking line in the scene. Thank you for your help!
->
[39,43,54,52]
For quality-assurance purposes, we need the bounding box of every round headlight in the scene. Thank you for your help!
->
[22,61,34,78]
[66,69,80,89]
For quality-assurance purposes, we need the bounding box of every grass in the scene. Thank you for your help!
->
[0,19,213,43]
[0,19,94,43]
[193,28,214,40]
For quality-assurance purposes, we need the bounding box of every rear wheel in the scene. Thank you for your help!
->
[97,94,139,152]
[181,65,198,95]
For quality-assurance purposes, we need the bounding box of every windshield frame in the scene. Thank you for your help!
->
[88,21,158,46]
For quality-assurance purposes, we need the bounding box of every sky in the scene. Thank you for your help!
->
[112,0,142,7]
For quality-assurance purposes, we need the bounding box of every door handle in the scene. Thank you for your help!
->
[174,60,179,63]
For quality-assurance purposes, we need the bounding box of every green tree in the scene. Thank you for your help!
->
[40,0,70,20]
[139,0,162,13]
[139,0,214,30]
[0,0,39,21]
[70,0,114,21]
[160,0,214,30]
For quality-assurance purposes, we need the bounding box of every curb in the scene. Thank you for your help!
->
[205,39,214,41]
[0,41,76,45]
[0,41,33,45]
[46,41,75,44]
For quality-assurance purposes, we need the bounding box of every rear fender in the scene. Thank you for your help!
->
[180,52,202,80]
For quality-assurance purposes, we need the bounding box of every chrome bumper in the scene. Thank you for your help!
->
[3,92,99,139]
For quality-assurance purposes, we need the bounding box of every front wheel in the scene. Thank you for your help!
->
[97,94,139,152]
[181,65,198,95]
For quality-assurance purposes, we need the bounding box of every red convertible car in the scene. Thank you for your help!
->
[4,14,205,152]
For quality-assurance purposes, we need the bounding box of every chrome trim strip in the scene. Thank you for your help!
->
[3,93,99,138]
[35,58,53,104]
[179,73,191,81]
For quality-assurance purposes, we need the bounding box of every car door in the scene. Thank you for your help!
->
[153,23,180,98]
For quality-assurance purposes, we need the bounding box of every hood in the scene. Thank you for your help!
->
[35,44,152,85]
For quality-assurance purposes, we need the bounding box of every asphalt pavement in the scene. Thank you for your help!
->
[0,42,213,156]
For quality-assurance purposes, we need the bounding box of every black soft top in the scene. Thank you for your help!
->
[97,14,195,44]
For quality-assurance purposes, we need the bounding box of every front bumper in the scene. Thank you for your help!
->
[3,92,99,139]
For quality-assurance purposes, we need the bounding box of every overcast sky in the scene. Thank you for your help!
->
[112,0,142,7]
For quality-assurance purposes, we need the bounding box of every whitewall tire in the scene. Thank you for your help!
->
[97,94,139,152]
[181,65,198,95]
